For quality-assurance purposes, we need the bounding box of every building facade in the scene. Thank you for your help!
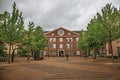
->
[106,39,120,57]
[44,27,81,57]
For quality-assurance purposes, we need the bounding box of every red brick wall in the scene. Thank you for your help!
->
[106,40,120,56]
[44,27,81,56]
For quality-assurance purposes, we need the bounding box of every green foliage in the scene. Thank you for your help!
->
[24,22,47,51]
[34,26,47,50]
[78,3,120,60]
[1,2,24,63]
[1,2,24,44]
[23,21,35,60]
[17,48,27,57]
[23,22,47,60]
[78,31,88,50]
[100,3,120,61]
[26,21,35,50]
[0,41,7,57]
[0,2,47,61]
[0,12,10,57]
[0,11,9,40]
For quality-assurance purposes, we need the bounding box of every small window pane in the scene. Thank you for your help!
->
[59,38,63,42]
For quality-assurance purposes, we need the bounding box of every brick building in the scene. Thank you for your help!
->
[106,39,120,57]
[44,27,82,57]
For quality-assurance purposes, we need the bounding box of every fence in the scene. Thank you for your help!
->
[0,57,8,62]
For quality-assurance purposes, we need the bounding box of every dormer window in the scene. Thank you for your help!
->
[51,33,54,36]
[68,32,71,35]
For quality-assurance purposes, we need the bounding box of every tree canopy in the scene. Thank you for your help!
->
[23,22,47,60]
[0,2,47,62]
[78,3,120,61]
[1,2,24,63]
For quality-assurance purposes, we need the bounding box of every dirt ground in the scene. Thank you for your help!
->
[0,57,120,80]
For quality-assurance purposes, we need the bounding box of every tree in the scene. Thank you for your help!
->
[24,21,35,60]
[86,17,106,60]
[0,40,7,57]
[100,4,120,61]
[0,12,8,57]
[24,23,47,60]
[1,2,24,63]
[78,31,89,56]
[78,3,120,61]
[78,18,105,60]
[34,26,47,51]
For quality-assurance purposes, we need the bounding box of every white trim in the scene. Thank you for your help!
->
[45,27,80,36]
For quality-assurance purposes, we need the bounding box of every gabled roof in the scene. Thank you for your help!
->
[45,27,80,36]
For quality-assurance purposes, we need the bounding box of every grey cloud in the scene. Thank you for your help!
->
[38,0,82,30]
[0,0,120,31]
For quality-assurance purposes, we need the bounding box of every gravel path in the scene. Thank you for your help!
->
[0,57,120,80]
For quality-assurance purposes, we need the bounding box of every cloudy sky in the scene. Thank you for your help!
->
[0,0,120,31]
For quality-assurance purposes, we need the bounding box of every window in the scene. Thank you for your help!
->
[59,38,63,42]
[68,32,71,35]
[66,44,69,48]
[51,33,54,36]
[66,38,69,42]
[49,51,56,56]
[50,44,56,48]
[66,44,73,48]
[69,51,73,56]
[76,51,80,56]
[66,38,73,42]
[60,44,63,48]
[66,51,73,56]
[76,38,79,42]
[69,44,73,48]
[70,38,73,42]
[50,38,56,42]
[76,44,78,47]
[50,44,53,48]
[50,38,53,42]
[53,44,56,48]
[58,29,64,36]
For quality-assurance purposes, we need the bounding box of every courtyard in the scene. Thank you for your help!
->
[0,57,120,80]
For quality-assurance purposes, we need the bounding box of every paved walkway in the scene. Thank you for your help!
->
[0,57,120,80]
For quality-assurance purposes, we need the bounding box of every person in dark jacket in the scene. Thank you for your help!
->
[66,53,69,61]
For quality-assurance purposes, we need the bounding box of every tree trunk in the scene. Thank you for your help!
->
[8,44,12,64]
[109,40,114,62]
[93,53,96,60]
[92,48,96,61]
[66,53,69,61]
[11,49,15,62]
[11,46,21,62]
[27,48,30,60]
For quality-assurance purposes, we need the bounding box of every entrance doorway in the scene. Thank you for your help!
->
[59,51,64,57]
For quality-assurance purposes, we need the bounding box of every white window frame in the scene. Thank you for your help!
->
[76,38,79,42]
[66,38,73,42]
[60,44,63,48]
[53,44,56,48]
[50,38,56,42]
[50,44,56,48]
[59,38,63,42]
[66,44,69,48]
[66,44,72,48]
[70,38,73,42]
